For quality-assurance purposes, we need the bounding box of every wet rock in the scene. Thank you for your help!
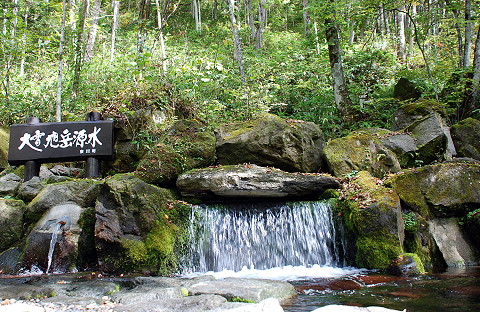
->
[428,218,478,267]
[323,128,401,178]
[0,173,21,197]
[0,127,9,170]
[94,174,191,274]
[187,277,296,304]
[215,113,325,173]
[0,247,22,274]
[210,298,284,312]
[450,117,480,160]
[338,171,403,269]
[0,199,25,252]
[176,164,340,199]
[20,203,83,273]
[386,253,425,276]
[393,77,421,101]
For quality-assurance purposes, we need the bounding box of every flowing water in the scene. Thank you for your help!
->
[45,222,62,274]
[186,201,346,274]
[185,200,480,311]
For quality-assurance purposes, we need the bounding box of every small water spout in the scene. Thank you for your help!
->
[44,216,70,274]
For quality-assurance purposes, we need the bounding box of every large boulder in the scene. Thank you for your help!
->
[215,114,324,173]
[94,174,191,274]
[385,160,480,218]
[0,127,9,170]
[393,78,421,101]
[323,128,401,178]
[391,100,442,131]
[135,119,216,185]
[0,199,25,252]
[338,171,404,269]
[405,112,456,163]
[0,173,22,197]
[176,164,340,199]
[450,117,480,160]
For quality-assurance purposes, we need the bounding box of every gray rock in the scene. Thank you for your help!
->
[210,298,284,312]
[380,134,417,167]
[322,128,402,178]
[0,199,25,252]
[428,218,478,267]
[393,77,421,101]
[176,164,340,199]
[215,114,324,173]
[187,277,296,304]
[0,173,21,196]
[406,113,456,164]
[17,176,45,202]
[451,117,480,160]
[49,165,82,177]
[25,179,101,224]
[0,247,22,274]
[114,294,227,312]
[20,203,83,273]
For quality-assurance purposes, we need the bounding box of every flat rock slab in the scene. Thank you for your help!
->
[176,164,340,199]
[312,305,405,312]
[187,277,297,304]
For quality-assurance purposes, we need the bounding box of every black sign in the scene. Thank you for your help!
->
[8,120,114,165]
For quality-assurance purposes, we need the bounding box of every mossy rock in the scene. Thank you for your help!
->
[339,171,404,269]
[0,199,26,252]
[215,113,325,173]
[391,99,447,131]
[95,174,191,274]
[386,253,425,276]
[385,161,480,219]
[451,117,480,160]
[323,128,401,178]
[135,119,215,185]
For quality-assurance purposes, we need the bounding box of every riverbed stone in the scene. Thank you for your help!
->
[450,117,480,160]
[176,164,340,199]
[323,128,401,178]
[428,218,478,267]
[386,253,425,276]
[312,305,405,312]
[0,199,25,252]
[187,277,296,304]
[215,113,324,173]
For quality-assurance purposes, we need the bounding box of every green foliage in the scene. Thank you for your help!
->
[403,211,419,233]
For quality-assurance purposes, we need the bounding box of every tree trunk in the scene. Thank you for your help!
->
[408,5,416,56]
[254,0,266,49]
[303,0,310,34]
[313,20,320,54]
[325,18,352,118]
[446,0,463,66]
[396,7,406,62]
[155,0,167,73]
[84,0,101,62]
[137,0,149,54]
[110,0,120,62]
[463,0,473,67]
[227,0,246,85]
[468,25,480,112]
[56,0,68,122]
[20,5,29,76]
[72,0,88,99]
[192,0,201,31]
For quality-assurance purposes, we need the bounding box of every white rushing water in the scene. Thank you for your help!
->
[185,201,358,280]
[46,222,62,274]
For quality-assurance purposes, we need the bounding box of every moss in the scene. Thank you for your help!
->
[401,253,425,274]
[0,127,9,169]
[356,235,402,269]
[121,237,149,267]
[319,189,340,199]
[229,297,256,303]
[399,100,446,116]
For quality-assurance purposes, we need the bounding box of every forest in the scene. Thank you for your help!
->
[0,0,479,139]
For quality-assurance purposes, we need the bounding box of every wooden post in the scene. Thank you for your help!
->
[24,117,41,181]
[85,112,102,178]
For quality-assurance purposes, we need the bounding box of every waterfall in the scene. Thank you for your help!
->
[186,201,346,273]
[46,222,63,274]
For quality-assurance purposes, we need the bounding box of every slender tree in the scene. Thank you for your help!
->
[56,0,69,122]
[110,0,120,61]
[463,0,473,67]
[85,0,102,62]
[227,0,246,85]
[253,0,266,49]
